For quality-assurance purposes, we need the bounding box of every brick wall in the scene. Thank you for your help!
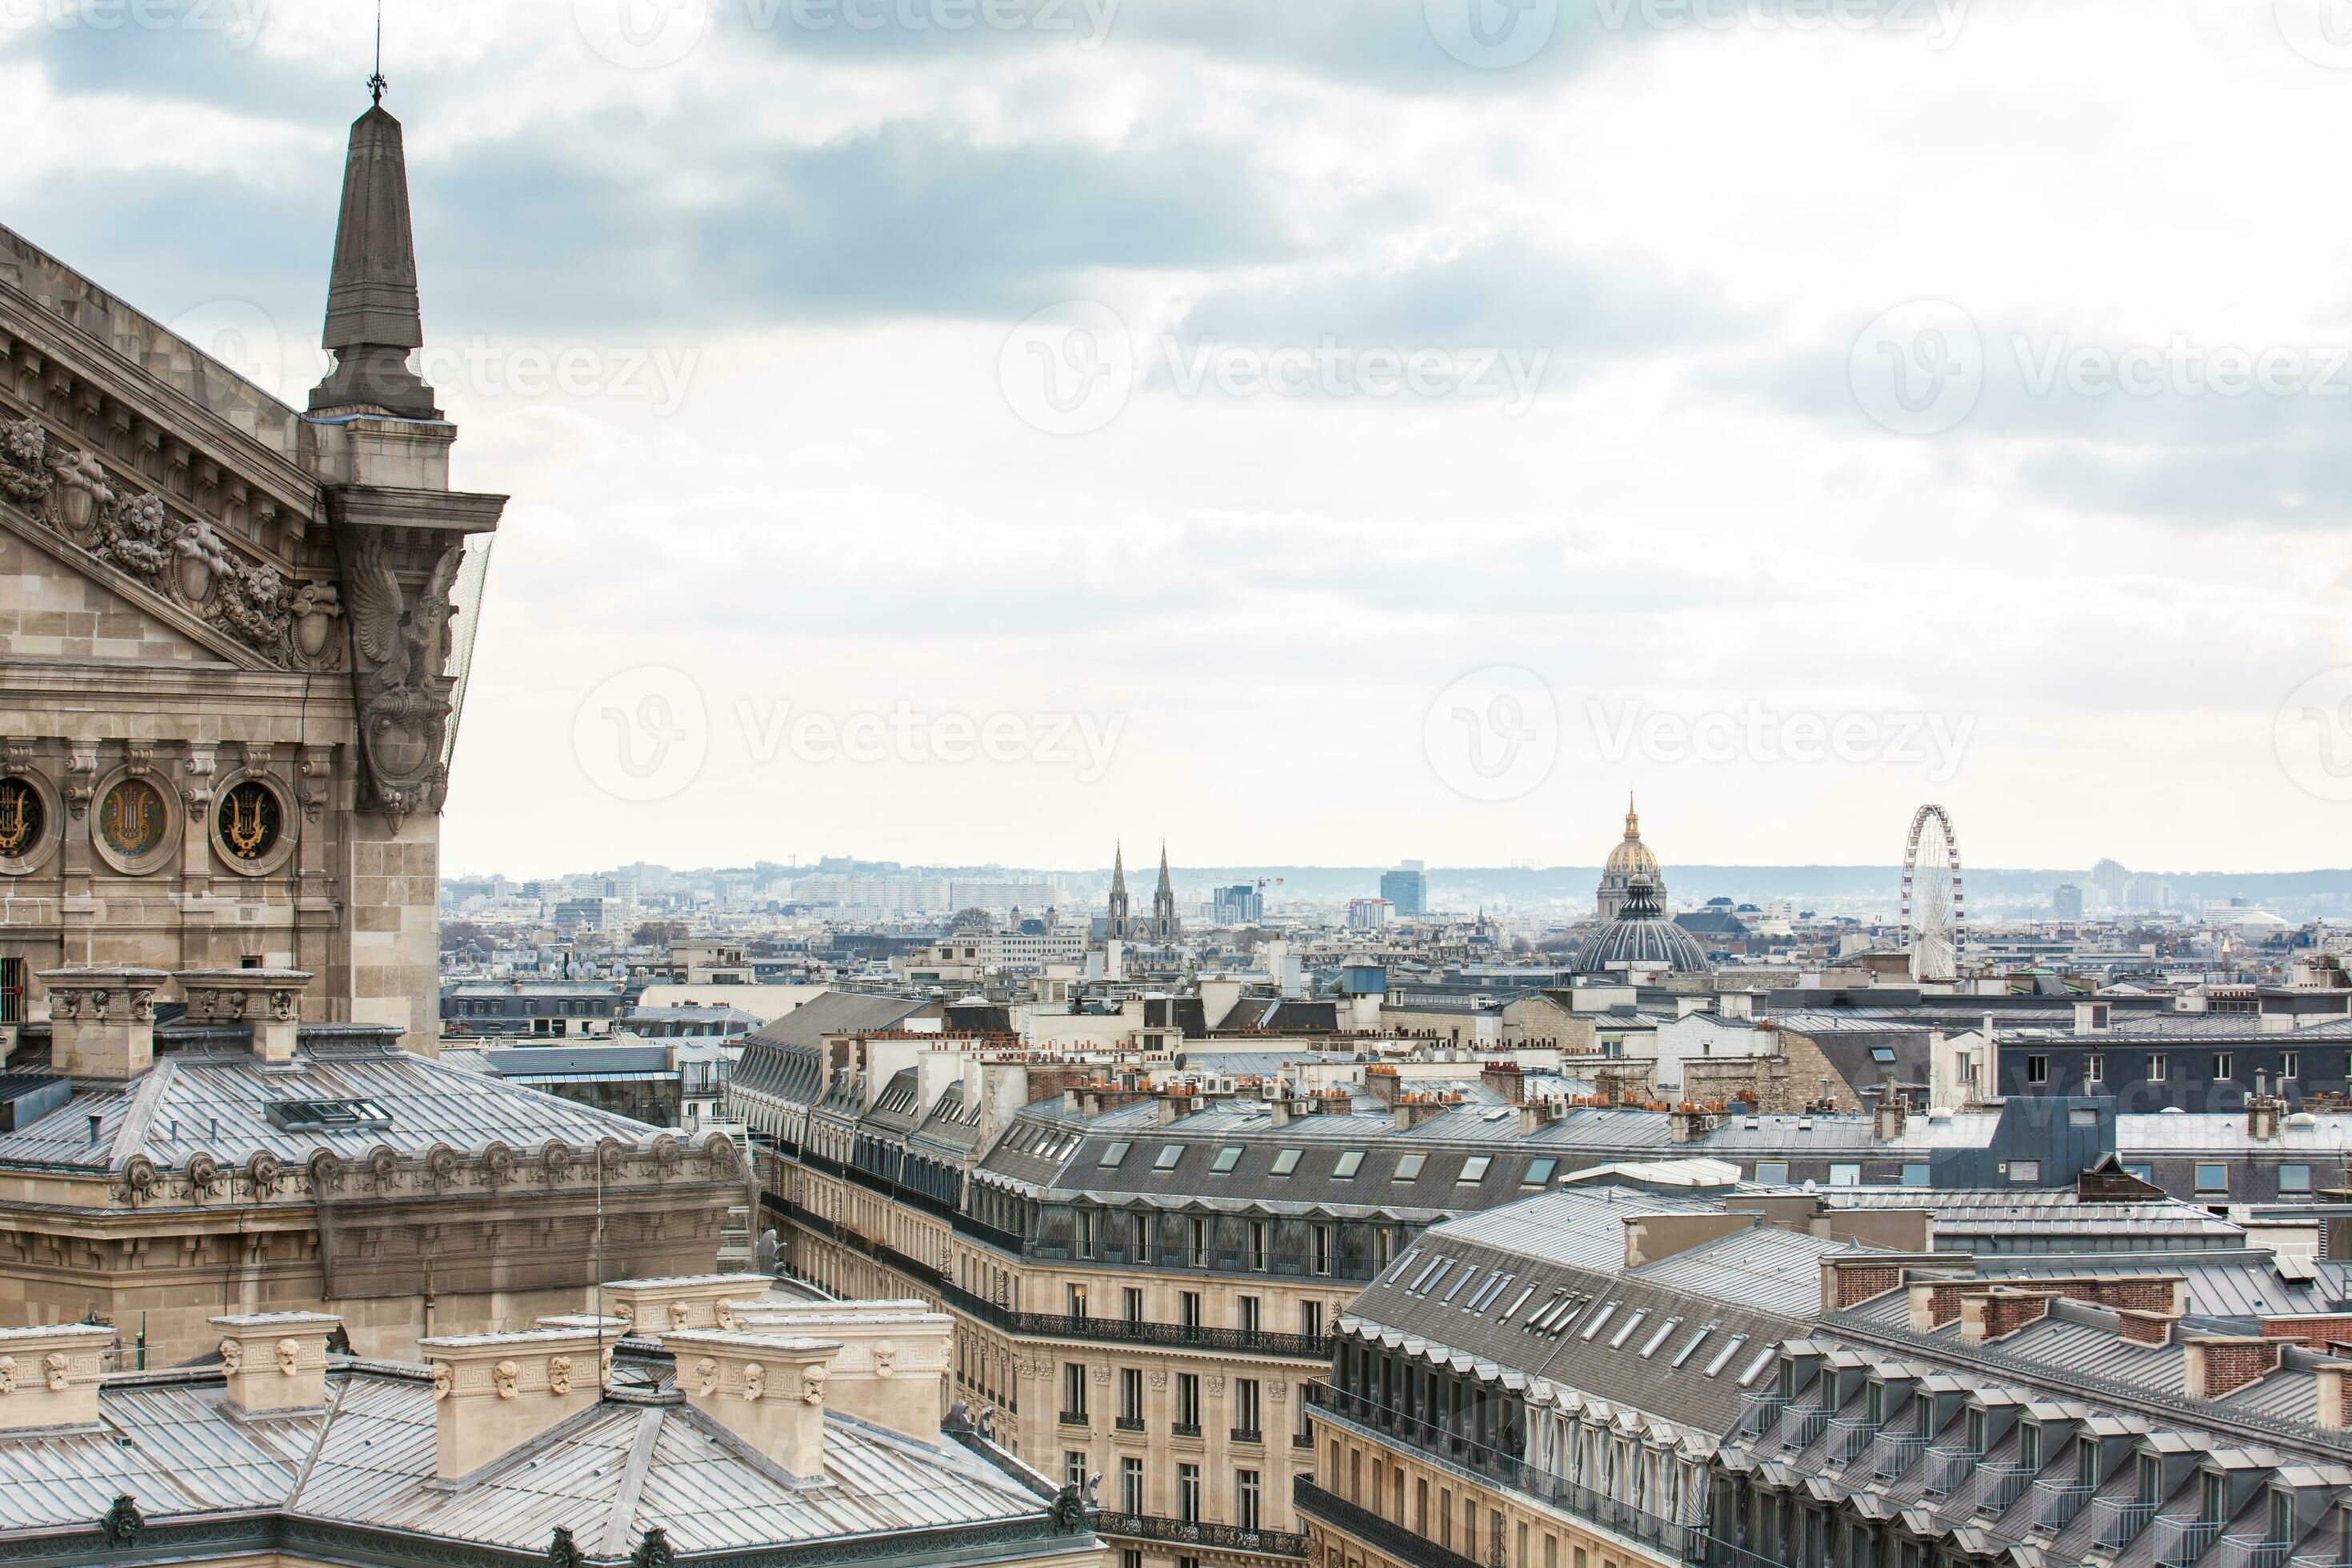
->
[1981,1290,2054,1342]
[2188,1339,2283,1398]
[2258,1314,2352,1351]
[1832,1263,1906,1310]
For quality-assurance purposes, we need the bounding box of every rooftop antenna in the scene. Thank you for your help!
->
[367,0,387,106]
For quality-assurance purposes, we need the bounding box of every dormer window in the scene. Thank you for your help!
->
[2078,1442,2099,1490]
[2137,1456,2161,1506]
[1917,1399,1935,1437]
[2201,1473,2226,1526]
[1866,1383,1884,1427]
[1966,1408,1986,1455]
[2018,1422,2040,1472]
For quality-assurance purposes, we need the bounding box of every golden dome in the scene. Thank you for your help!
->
[1602,795,1660,881]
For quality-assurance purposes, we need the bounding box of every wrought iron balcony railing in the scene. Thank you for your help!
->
[1865,1430,1928,1480]
[1920,1446,1974,1498]
[2150,1516,2225,1568]
[2092,1498,2157,1550]
[2210,1534,2294,1568]
[2028,1478,2090,1532]
[1291,1478,1482,1568]
[1094,1509,1308,1560]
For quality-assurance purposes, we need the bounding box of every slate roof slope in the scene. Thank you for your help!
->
[1339,1186,1856,1438]
[740,993,929,1050]
[0,1042,673,1174]
[0,1365,1055,1551]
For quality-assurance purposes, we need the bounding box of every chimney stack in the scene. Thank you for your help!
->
[716,1304,951,1444]
[0,1324,114,1430]
[38,969,168,1079]
[2247,1074,2284,1142]
[663,1330,838,1478]
[418,1327,607,1480]
[179,970,313,1064]
[210,1312,340,1414]
[603,1274,761,1334]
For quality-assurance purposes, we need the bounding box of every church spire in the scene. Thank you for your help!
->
[1106,842,1130,939]
[310,62,440,419]
[1625,791,1641,840]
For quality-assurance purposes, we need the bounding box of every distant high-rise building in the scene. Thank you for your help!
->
[2052,883,2084,920]
[1214,883,1262,925]
[1380,861,1428,917]
[2088,858,2130,910]
[1346,898,1392,930]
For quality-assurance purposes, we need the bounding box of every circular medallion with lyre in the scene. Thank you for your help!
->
[216,779,282,864]
[98,778,169,859]
[0,777,42,865]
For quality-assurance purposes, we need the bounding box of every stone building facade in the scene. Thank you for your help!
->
[0,100,500,1053]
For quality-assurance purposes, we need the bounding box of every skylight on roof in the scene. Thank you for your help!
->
[1441,1267,1482,1304]
[1670,1326,1710,1368]
[1394,1153,1427,1180]
[1099,1141,1132,1167]
[1334,1150,1364,1178]
[1581,1303,1617,1341]
[1523,1158,1557,1186]
[1703,1334,1746,1377]
[1458,1155,1491,1183]
[1736,1347,1778,1387]
[265,1098,392,1133]
[1498,1285,1536,1323]
[1639,1318,1678,1358]
[1271,1148,1302,1176]
[1610,1310,1646,1349]
[1211,1146,1242,1174]
[1155,1145,1183,1170]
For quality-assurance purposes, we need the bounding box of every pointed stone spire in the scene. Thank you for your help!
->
[1624,790,1641,840]
[310,98,441,419]
[1106,842,1130,939]
[1110,842,1127,898]
[1155,842,1173,898]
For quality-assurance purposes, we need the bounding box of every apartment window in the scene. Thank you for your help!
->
[1066,1452,1089,1487]
[1334,1150,1364,1178]
[1189,1219,1210,1268]
[1178,1373,1201,1428]
[1302,1301,1324,1341]
[1313,1223,1334,1275]
[2086,1054,2104,1084]
[1077,1210,1098,1259]
[1123,1287,1144,1324]
[1068,1285,1089,1318]
[1373,1227,1394,1270]
[2025,1054,2048,1086]
[1120,1368,1144,1424]
[1830,1164,1861,1187]
[1966,1408,1987,1454]
[1248,1221,1269,1271]
[1238,1295,1262,1333]
[2196,1163,2230,1194]
[1756,1161,1790,1184]
[1394,1153,1426,1181]
[1062,1363,1089,1422]
[1902,1163,1931,1187]
[1122,1553,1142,1568]
[1458,1155,1491,1184]
[1178,1464,1202,1523]
[2282,1051,2301,1080]
[2214,1053,2235,1081]
[1180,1290,1202,1328]
[1271,1147,1302,1176]
[0,958,22,1025]
[1237,1470,1261,1530]
[1236,1378,1262,1438]
[1121,1457,1144,1514]
[1211,1146,1242,1174]
[2147,1054,2167,1083]
[2281,1163,2313,1194]
[2018,1422,2042,1473]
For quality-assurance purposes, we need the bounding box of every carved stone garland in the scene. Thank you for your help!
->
[0,414,340,670]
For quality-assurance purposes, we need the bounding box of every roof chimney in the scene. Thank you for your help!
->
[717,1303,951,1445]
[310,105,441,418]
[603,1273,758,1334]
[0,1324,114,1430]
[663,1330,838,1478]
[2248,1074,2284,1142]
[38,968,167,1079]
[210,1312,339,1414]
[179,970,313,1063]
[418,1327,606,1480]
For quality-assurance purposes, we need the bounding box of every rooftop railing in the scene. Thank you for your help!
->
[1864,1430,1928,1481]
[1824,1416,1876,1465]
[2092,1498,2157,1551]
[1919,1446,1974,1499]
[2150,1514,2224,1568]
[2210,1534,2295,1568]
[2028,1478,2091,1533]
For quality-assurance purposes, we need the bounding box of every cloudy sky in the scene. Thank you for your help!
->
[7,0,2352,878]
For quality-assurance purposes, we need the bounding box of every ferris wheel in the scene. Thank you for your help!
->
[1900,805,1966,983]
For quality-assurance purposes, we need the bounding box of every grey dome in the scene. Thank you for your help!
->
[1576,875,1710,974]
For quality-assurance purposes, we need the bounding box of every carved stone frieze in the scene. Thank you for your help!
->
[337,528,463,830]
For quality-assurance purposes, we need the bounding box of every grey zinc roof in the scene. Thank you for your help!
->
[741,992,930,1050]
[0,1044,676,1174]
[0,1365,1058,1553]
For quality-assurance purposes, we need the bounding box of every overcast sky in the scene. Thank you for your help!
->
[7,0,2352,878]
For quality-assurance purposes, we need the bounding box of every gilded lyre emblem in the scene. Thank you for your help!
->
[99,779,164,858]
[0,778,38,858]
[217,780,280,862]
